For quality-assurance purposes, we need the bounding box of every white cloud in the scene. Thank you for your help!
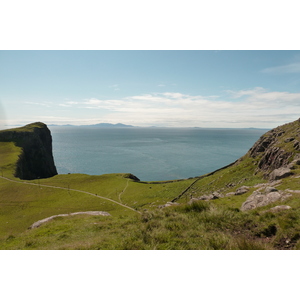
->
[109,84,120,91]
[261,62,300,74]
[79,89,300,127]
[226,87,266,98]
[25,101,52,107]
[15,89,298,128]
[58,101,79,107]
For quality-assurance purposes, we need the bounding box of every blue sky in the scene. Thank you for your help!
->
[1,50,300,128]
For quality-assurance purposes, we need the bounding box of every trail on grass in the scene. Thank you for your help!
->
[118,179,129,203]
[0,175,140,214]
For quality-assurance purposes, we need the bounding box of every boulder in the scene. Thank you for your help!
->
[159,202,180,208]
[287,158,300,169]
[225,192,235,197]
[284,137,295,143]
[198,195,211,200]
[293,140,300,150]
[269,167,293,181]
[267,205,292,213]
[265,186,278,193]
[235,186,250,195]
[211,192,223,199]
[241,190,292,211]
[190,192,223,201]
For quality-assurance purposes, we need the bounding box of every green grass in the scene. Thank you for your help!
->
[2,121,300,249]
[0,170,195,242]
[175,154,266,205]
[1,168,300,249]
[0,122,46,133]
[0,201,279,250]
[0,142,21,177]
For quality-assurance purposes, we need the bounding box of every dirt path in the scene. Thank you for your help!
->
[0,175,140,214]
[118,179,129,203]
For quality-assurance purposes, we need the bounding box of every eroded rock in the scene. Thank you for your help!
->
[241,190,292,211]
[269,167,293,181]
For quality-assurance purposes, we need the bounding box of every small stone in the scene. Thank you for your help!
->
[265,186,278,193]
[284,137,294,143]
[235,186,249,195]
[225,192,235,197]
[268,205,292,213]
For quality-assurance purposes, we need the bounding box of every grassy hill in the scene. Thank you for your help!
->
[1,120,300,249]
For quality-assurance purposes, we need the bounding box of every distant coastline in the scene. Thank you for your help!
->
[4,123,270,130]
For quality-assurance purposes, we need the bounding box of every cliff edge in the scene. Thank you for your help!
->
[238,118,300,179]
[0,122,58,180]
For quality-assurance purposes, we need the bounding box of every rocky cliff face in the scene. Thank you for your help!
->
[243,118,300,178]
[0,122,58,180]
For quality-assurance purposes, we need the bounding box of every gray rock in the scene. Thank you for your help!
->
[159,202,180,208]
[235,186,249,195]
[287,158,300,169]
[188,198,201,205]
[267,205,292,213]
[284,137,295,143]
[199,195,211,200]
[269,167,293,181]
[253,183,268,189]
[225,192,235,197]
[211,192,223,199]
[265,186,278,193]
[241,190,290,211]
[29,211,111,229]
[269,180,283,187]
[188,192,224,203]
[293,140,300,150]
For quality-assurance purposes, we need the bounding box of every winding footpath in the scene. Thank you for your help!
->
[118,179,129,203]
[0,175,140,214]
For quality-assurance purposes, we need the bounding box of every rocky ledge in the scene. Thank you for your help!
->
[246,118,300,179]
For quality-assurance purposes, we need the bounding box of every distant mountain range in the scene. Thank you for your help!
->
[89,123,134,128]
[49,123,135,128]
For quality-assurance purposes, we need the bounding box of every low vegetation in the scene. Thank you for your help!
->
[1,120,300,249]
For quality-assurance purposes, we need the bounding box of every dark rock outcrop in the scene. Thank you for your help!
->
[243,118,300,179]
[0,122,58,180]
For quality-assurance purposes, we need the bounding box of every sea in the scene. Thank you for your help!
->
[49,126,268,182]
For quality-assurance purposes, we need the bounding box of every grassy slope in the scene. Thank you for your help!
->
[0,142,22,178]
[1,121,300,249]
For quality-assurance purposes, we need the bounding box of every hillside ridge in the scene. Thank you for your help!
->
[235,118,300,178]
[0,122,57,179]
[1,118,300,249]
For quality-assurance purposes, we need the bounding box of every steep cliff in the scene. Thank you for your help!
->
[0,122,58,180]
[240,118,300,178]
